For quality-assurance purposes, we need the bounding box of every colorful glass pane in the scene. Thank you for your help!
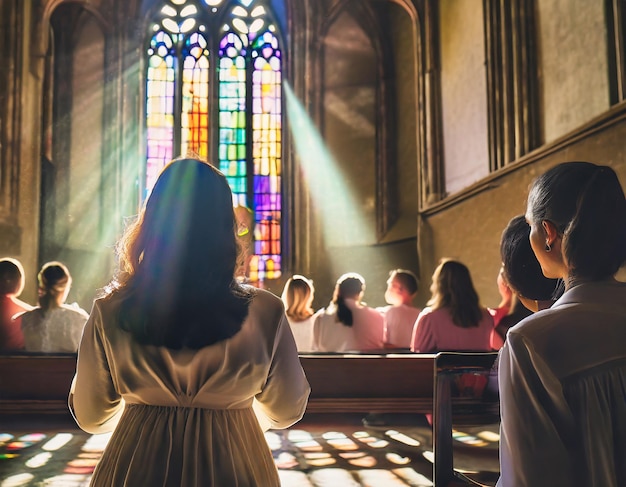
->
[145,2,284,283]
[181,32,210,158]
[146,31,176,199]
[250,31,281,280]
[218,33,247,208]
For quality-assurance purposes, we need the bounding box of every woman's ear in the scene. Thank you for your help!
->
[541,220,560,246]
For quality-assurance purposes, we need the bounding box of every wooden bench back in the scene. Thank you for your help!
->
[0,353,77,414]
[299,353,436,414]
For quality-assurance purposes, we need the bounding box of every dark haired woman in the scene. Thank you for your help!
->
[500,214,561,312]
[410,259,494,352]
[21,261,89,352]
[70,159,310,486]
[498,162,626,487]
[312,272,384,352]
[312,273,361,352]
[490,215,563,349]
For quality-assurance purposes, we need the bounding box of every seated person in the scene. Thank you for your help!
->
[500,215,562,313]
[313,273,384,352]
[281,275,319,352]
[378,269,421,349]
[0,257,34,351]
[20,261,89,352]
[411,259,494,352]
[498,162,626,486]
[491,215,562,349]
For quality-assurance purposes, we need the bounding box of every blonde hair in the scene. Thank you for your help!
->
[38,261,71,310]
[282,275,315,322]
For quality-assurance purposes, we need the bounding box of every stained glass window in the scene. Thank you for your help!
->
[145,0,282,281]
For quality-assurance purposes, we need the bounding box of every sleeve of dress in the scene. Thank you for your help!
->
[410,311,436,352]
[254,314,311,430]
[68,301,125,434]
[497,332,574,487]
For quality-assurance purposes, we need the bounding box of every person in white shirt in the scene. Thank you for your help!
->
[378,269,421,349]
[498,162,626,486]
[281,274,318,352]
[313,273,384,352]
[21,261,89,352]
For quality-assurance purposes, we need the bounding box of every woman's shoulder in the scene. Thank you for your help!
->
[246,286,281,309]
[313,307,335,324]
[19,308,42,324]
[418,306,440,320]
[60,303,90,318]
[241,287,286,324]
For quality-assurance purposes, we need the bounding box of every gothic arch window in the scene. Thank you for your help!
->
[145,0,283,282]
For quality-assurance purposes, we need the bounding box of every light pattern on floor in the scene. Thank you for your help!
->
[0,425,499,486]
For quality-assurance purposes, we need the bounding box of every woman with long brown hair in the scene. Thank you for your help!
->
[410,258,494,352]
[70,158,310,486]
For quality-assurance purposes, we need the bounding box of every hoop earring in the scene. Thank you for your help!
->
[545,242,552,252]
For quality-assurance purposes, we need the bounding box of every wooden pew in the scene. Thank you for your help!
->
[0,352,499,426]
[0,353,77,414]
[299,352,437,414]
[0,351,500,485]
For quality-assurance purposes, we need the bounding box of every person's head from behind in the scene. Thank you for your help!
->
[526,162,626,285]
[282,275,315,321]
[333,272,365,326]
[0,258,25,297]
[500,215,561,311]
[428,258,482,328]
[115,158,249,349]
[384,269,419,306]
[119,158,238,290]
[38,261,72,310]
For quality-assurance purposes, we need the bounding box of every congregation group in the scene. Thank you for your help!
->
[0,227,552,357]
[281,216,561,356]
[0,207,555,357]
[1,158,625,486]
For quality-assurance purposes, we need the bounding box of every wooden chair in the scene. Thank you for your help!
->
[432,352,500,486]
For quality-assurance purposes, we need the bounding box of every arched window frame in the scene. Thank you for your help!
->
[144,0,284,282]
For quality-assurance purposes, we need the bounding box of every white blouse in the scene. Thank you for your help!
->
[286,312,318,352]
[497,279,626,487]
[21,304,89,352]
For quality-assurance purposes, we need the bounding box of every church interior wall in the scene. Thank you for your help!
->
[419,103,626,309]
[537,0,610,144]
[439,0,490,195]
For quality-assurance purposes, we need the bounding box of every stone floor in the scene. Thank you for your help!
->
[0,414,500,486]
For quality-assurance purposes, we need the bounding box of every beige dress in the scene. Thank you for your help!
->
[69,288,310,487]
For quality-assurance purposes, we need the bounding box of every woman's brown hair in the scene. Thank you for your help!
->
[428,259,482,328]
[109,158,253,349]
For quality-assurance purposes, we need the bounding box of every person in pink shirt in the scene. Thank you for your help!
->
[411,259,494,352]
[378,269,421,349]
[0,257,34,351]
